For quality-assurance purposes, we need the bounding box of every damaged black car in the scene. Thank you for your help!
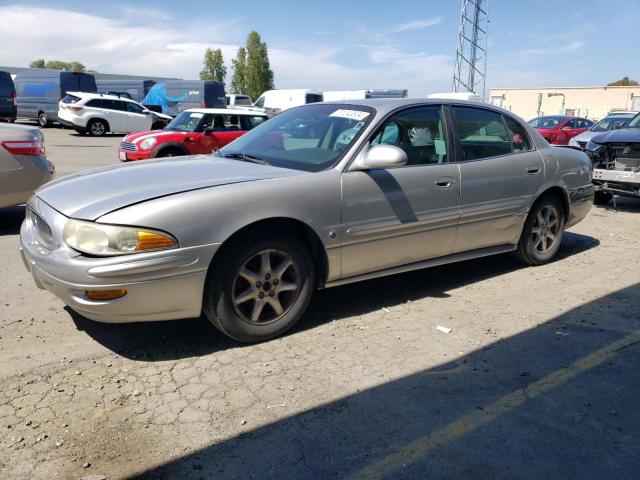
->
[586,112,640,205]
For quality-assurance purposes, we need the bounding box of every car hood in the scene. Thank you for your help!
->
[36,155,304,220]
[591,128,640,144]
[572,130,598,142]
[123,129,173,143]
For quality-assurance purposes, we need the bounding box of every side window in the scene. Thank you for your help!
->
[564,119,577,129]
[305,94,323,104]
[212,115,226,131]
[503,116,533,153]
[254,96,265,107]
[241,115,267,130]
[451,107,511,161]
[577,119,591,129]
[369,106,448,165]
[85,99,103,108]
[126,102,144,114]
[112,101,128,112]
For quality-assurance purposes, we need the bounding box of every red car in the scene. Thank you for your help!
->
[118,108,269,161]
[527,115,593,145]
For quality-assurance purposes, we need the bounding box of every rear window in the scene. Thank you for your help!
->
[62,94,81,104]
[235,96,252,106]
[85,99,104,108]
[0,72,15,96]
[305,93,323,104]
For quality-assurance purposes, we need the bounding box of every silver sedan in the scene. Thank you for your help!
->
[20,99,594,342]
[0,123,54,209]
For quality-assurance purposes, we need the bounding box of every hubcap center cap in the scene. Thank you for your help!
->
[262,281,271,291]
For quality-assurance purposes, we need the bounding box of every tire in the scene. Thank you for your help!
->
[515,195,565,266]
[203,234,315,343]
[37,112,50,128]
[594,191,613,205]
[155,148,183,158]
[88,119,107,137]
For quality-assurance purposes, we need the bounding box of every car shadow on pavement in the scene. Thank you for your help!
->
[70,231,599,361]
[598,196,640,213]
[131,282,640,480]
[0,205,25,236]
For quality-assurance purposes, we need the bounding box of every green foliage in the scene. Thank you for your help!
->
[200,48,227,83]
[230,47,247,95]
[607,76,639,86]
[244,31,274,101]
[29,59,87,72]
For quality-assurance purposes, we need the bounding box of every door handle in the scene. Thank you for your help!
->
[435,177,456,188]
[526,167,541,175]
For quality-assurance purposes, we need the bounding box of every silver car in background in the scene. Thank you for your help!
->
[569,111,637,149]
[0,123,54,209]
[20,99,594,343]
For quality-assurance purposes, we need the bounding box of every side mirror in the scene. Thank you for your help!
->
[142,110,152,115]
[350,144,407,171]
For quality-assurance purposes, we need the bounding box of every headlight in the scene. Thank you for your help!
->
[585,140,602,152]
[139,137,157,150]
[63,219,177,256]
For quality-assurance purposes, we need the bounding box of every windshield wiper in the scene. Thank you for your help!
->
[222,153,268,165]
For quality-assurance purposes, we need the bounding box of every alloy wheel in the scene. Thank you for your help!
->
[531,205,560,254]
[231,249,301,325]
[91,122,105,136]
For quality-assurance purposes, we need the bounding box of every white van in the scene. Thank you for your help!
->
[253,89,323,114]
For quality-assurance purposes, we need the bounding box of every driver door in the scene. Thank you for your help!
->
[340,105,461,278]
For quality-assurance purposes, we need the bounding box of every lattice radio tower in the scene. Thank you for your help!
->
[452,0,489,99]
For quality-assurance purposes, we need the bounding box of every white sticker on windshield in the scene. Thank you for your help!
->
[190,113,204,118]
[330,109,370,121]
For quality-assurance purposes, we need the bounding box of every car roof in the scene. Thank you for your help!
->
[184,108,267,116]
[66,91,138,104]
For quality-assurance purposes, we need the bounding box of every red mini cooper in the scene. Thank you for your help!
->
[118,108,269,161]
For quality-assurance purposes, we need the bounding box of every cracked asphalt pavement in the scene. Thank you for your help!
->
[1,129,639,479]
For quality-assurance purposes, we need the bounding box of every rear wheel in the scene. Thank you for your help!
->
[516,196,565,265]
[88,119,107,137]
[204,235,315,343]
[594,191,613,205]
[37,112,50,128]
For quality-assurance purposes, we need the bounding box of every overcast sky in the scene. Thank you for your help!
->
[1,0,638,97]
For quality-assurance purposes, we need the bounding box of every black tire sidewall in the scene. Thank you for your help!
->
[204,236,315,343]
[518,197,565,265]
[38,113,48,128]
[594,191,613,205]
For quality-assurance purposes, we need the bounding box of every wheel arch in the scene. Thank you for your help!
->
[209,217,330,287]
[151,142,190,158]
[534,185,570,221]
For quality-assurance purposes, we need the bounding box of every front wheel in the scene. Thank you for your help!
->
[516,196,565,265]
[204,235,315,343]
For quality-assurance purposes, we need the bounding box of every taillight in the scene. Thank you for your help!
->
[67,105,83,112]
[12,92,16,107]
[1,140,46,156]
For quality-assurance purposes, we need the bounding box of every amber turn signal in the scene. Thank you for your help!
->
[85,289,128,300]
[135,231,176,251]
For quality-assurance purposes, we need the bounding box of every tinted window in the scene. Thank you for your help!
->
[370,106,448,165]
[62,94,81,104]
[254,96,265,107]
[235,96,253,106]
[85,99,104,108]
[590,116,633,132]
[0,72,15,96]
[126,102,144,114]
[564,119,577,129]
[241,115,267,130]
[305,94,323,104]
[452,107,511,161]
[576,119,591,129]
[110,100,128,111]
[503,116,532,153]
[528,116,564,128]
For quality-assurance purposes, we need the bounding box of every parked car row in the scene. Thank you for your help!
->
[527,115,593,145]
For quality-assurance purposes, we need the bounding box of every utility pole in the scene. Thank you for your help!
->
[452,0,489,100]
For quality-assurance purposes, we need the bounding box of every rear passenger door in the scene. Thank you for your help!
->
[451,106,543,253]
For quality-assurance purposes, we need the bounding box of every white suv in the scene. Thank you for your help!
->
[58,92,172,136]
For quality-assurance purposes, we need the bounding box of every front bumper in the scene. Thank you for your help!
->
[20,197,220,323]
[118,148,152,162]
[593,168,640,198]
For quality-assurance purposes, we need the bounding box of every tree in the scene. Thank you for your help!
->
[607,76,639,87]
[30,58,46,69]
[28,59,87,72]
[244,31,274,101]
[200,48,226,82]
[230,47,247,94]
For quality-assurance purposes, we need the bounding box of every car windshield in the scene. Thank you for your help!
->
[218,103,375,172]
[165,111,205,132]
[528,116,565,128]
[590,115,634,132]
[628,113,640,128]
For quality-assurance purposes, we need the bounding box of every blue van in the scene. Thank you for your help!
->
[96,79,156,103]
[15,70,97,126]
[0,71,17,122]
[141,80,225,116]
